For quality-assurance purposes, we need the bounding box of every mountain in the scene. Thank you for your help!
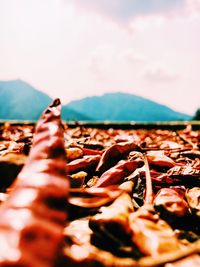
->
[0,80,90,121]
[0,80,191,121]
[0,80,52,120]
[67,92,191,121]
[62,106,91,121]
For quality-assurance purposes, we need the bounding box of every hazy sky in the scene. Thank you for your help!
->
[0,0,200,115]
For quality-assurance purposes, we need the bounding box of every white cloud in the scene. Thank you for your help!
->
[119,49,146,65]
[144,66,179,83]
[185,0,200,16]
[68,0,184,22]
[130,14,166,31]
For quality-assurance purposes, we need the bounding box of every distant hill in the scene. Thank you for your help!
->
[0,80,52,120]
[67,92,191,121]
[62,106,91,121]
[0,80,191,121]
[0,80,90,121]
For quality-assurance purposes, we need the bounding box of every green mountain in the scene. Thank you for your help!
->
[0,80,90,121]
[62,105,91,121]
[0,79,52,120]
[67,92,191,121]
[0,80,191,121]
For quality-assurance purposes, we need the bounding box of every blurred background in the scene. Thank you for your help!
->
[0,0,200,121]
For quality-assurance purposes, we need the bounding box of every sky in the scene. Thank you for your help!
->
[0,0,200,115]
